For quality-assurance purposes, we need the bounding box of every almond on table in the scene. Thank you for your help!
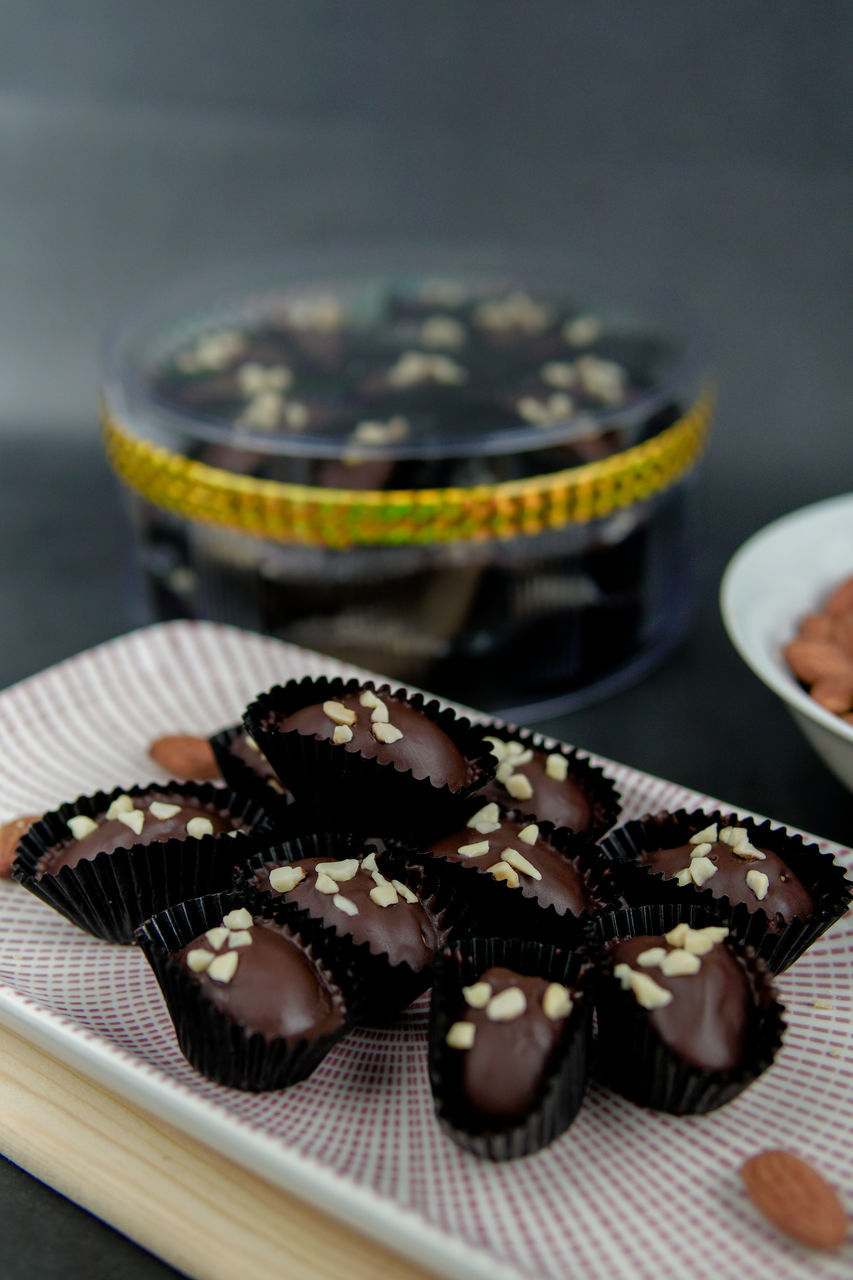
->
[740,1149,849,1249]
[148,734,221,781]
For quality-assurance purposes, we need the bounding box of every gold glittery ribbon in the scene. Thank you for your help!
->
[102,388,712,548]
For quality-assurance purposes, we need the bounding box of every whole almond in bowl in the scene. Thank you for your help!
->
[740,1149,848,1249]
[149,734,221,781]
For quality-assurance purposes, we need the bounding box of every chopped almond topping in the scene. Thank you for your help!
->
[446,1021,476,1049]
[186,816,214,839]
[372,722,404,744]
[105,795,135,820]
[613,964,673,1009]
[149,801,181,820]
[488,861,520,888]
[517,823,539,845]
[118,809,146,836]
[462,981,492,1008]
[207,951,239,984]
[315,873,339,895]
[545,753,568,781]
[322,699,356,726]
[501,848,542,880]
[457,840,491,858]
[223,908,252,930]
[486,986,527,1022]
[542,983,573,1020]
[746,869,770,901]
[268,865,305,893]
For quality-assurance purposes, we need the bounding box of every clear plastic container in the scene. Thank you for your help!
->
[101,250,711,717]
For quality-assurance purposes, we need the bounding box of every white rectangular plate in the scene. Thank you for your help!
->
[1,621,851,1280]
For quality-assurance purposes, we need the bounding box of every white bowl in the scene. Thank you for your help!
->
[720,491,853,791]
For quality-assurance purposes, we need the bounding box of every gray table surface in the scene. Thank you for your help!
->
[1,2,851,1276]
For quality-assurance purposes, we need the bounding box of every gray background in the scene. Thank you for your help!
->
[0,3,851,1277]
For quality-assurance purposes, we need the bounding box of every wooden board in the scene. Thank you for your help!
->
[0,1024,435,1280]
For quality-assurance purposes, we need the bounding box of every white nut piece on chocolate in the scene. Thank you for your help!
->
[504,773,534,801]
[689,842,712,859]
[562,314,602,347]
[352,416,409,446]
[517,823,540,845]
[659,949,702,977]
[576,354,626,405]
[501,848,542,881]
[689,856,717,887]
[226,930,253,949]
[467,802,501,835]
[690,823,718,845]
[315,872,339,895]
[542,983,573,1020]
[269,865,306,893]
[540,360,577,390]
[223,907,252,931]
[358,689,382,710]
[360,850,378,873]
[462,981,492,1009]
[386,351,467,387]
[666,923,729,954]
[488,861,520,888]
[545,753,569,782]
[372,721,404,744]
[117,808,146,836]
[332,724,353,745]
[457,840,491,859]
[746,868,770,901]
[370,881,399,908]
[486,986,527,1022]
[729,834,766,861]
[105,794,135,820]
[323,699,356,726]
[719,826,744,846]
[149,801,182,821]
[474,292,551,335]
[446,1020,476,1049]
[333,893,359,916]
[391,879,418,903]
[320,858,360,882]
[207,951,240,984]
[237,362,293,397]
[186,948,214,973]
[675,867,693,887]
[204,926,229,950]
[613,964,673,1009]
[636,947,668,968]
[369,701,390,724]
[186,816,214,839]
[421,315,466,349]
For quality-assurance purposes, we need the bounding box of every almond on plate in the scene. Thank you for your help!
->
[740,1149,848,1249]
[148,734,221,781]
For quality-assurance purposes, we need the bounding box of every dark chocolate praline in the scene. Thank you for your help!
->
[607,931,751,1072]
[480,735,593,832]
[448,966,575,1122]
[429,810,594,917]
[250,853,441,971]
[270,689,471,790]
[173,914,344,1041]
[37,790,247,879]
[641,839,814,926]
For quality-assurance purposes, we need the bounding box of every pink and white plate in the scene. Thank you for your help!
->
[0,621,851,1280]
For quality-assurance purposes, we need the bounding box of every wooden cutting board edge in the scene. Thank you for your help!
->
[0,1023,437,1280]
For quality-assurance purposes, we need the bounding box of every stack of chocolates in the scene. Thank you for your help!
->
[10,672,852,1160]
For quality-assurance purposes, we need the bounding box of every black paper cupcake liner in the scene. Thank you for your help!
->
[393,810,620,946]
[209,723,300,824]
[475,723,622,839]
[234,833,471,1023]
[596,808,853,972]
[588,903,786,1114]
[428,936,593,1160]
[135,889,366,1090]
[242,675,497,840]
[12,781,274,945]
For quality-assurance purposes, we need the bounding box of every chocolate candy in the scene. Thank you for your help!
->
[429,807,595,917]
[174,909,345,1041]
[641,822,814,924]
[271,689,471,790]
[480,736,593,831]
[607,926,750,1072]
[37,790,247,878]
[445,966,575,1122]
[251,852,440,971]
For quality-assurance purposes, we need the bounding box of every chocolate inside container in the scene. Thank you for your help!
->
[102,254,710,716]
